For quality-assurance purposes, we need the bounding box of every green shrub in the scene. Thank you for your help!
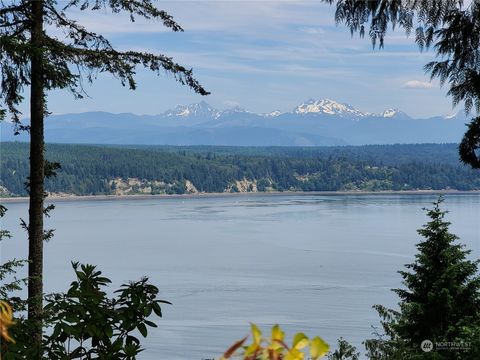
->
[2,262,170,360]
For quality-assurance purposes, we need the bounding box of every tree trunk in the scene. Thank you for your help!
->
[28,0,45,353]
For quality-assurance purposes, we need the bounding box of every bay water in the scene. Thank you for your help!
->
[1,194,479,359]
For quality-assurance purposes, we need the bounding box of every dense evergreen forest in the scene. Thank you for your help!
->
[1,142,479,196]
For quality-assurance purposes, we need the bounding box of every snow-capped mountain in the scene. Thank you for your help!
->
[218,106,250,116]
[381,109,403,118]
[262,110,282,118]
[1,98,467,146]
[161,98,405,120]
[443,112,459,119]
[293,99,370,117]
[163,101,218,118]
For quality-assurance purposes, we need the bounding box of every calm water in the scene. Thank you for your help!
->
[1,194,479,359]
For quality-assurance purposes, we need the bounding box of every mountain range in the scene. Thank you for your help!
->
[0,99,469,146]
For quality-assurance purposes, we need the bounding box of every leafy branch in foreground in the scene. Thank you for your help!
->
[220,323,329,360]
[0,301,16,346]
[2,262,171,359]
[0,204,28,312]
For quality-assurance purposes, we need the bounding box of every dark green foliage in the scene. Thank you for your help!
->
[1,143,480,196]
[1,205,169,359]
[83,142,480,166]
[0,205,28,311]
[328,338,360,360]
[459,116,480,168]
[256,178,271,192]
[2,262,170,359]
[365,198,480,359]
[324,0,480,168]
[1,205,35,358]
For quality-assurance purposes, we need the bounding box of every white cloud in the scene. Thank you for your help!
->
[298,26,326,35]
[57,1,336,35]
[39,0,452,118]
[402,80,434,89]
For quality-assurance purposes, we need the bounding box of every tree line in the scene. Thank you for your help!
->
[1,142,480,197]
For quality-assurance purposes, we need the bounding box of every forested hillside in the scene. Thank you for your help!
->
[1,142,479,197]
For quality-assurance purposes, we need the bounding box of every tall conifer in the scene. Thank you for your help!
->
[366,198,480,359]
[0,1,208,353]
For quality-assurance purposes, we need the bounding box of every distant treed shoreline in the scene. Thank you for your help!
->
[1,190,478,203]
[1,142,479,197]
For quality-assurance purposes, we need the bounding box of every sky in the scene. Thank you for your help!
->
[34,0,460,118]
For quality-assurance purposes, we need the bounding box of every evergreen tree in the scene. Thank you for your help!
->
[0,0,208,354]
[365,197,480,359]
[328,338,360,360]
[324,0,480,168]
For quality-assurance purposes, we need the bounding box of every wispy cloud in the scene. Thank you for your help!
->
[402,80,434,89]
[35,0,453,119]
[298,26,326,35]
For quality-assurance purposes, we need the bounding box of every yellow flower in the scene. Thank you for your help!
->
[0,300,15,343]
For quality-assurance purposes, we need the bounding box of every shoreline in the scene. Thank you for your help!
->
[1,189,479,203]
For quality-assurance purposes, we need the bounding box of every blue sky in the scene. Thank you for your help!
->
[40,1,457,118]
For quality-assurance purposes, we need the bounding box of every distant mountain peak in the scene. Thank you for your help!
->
[263,110,282,118]
[382,108,400,118]
[2,98,466,146]
[220,106,249,115]
[443,112,458,119]
[164,101,217,118]
[293,98,369,117]
[380,108,409,118]
[230,105,247,112]
[161,98,415,122]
